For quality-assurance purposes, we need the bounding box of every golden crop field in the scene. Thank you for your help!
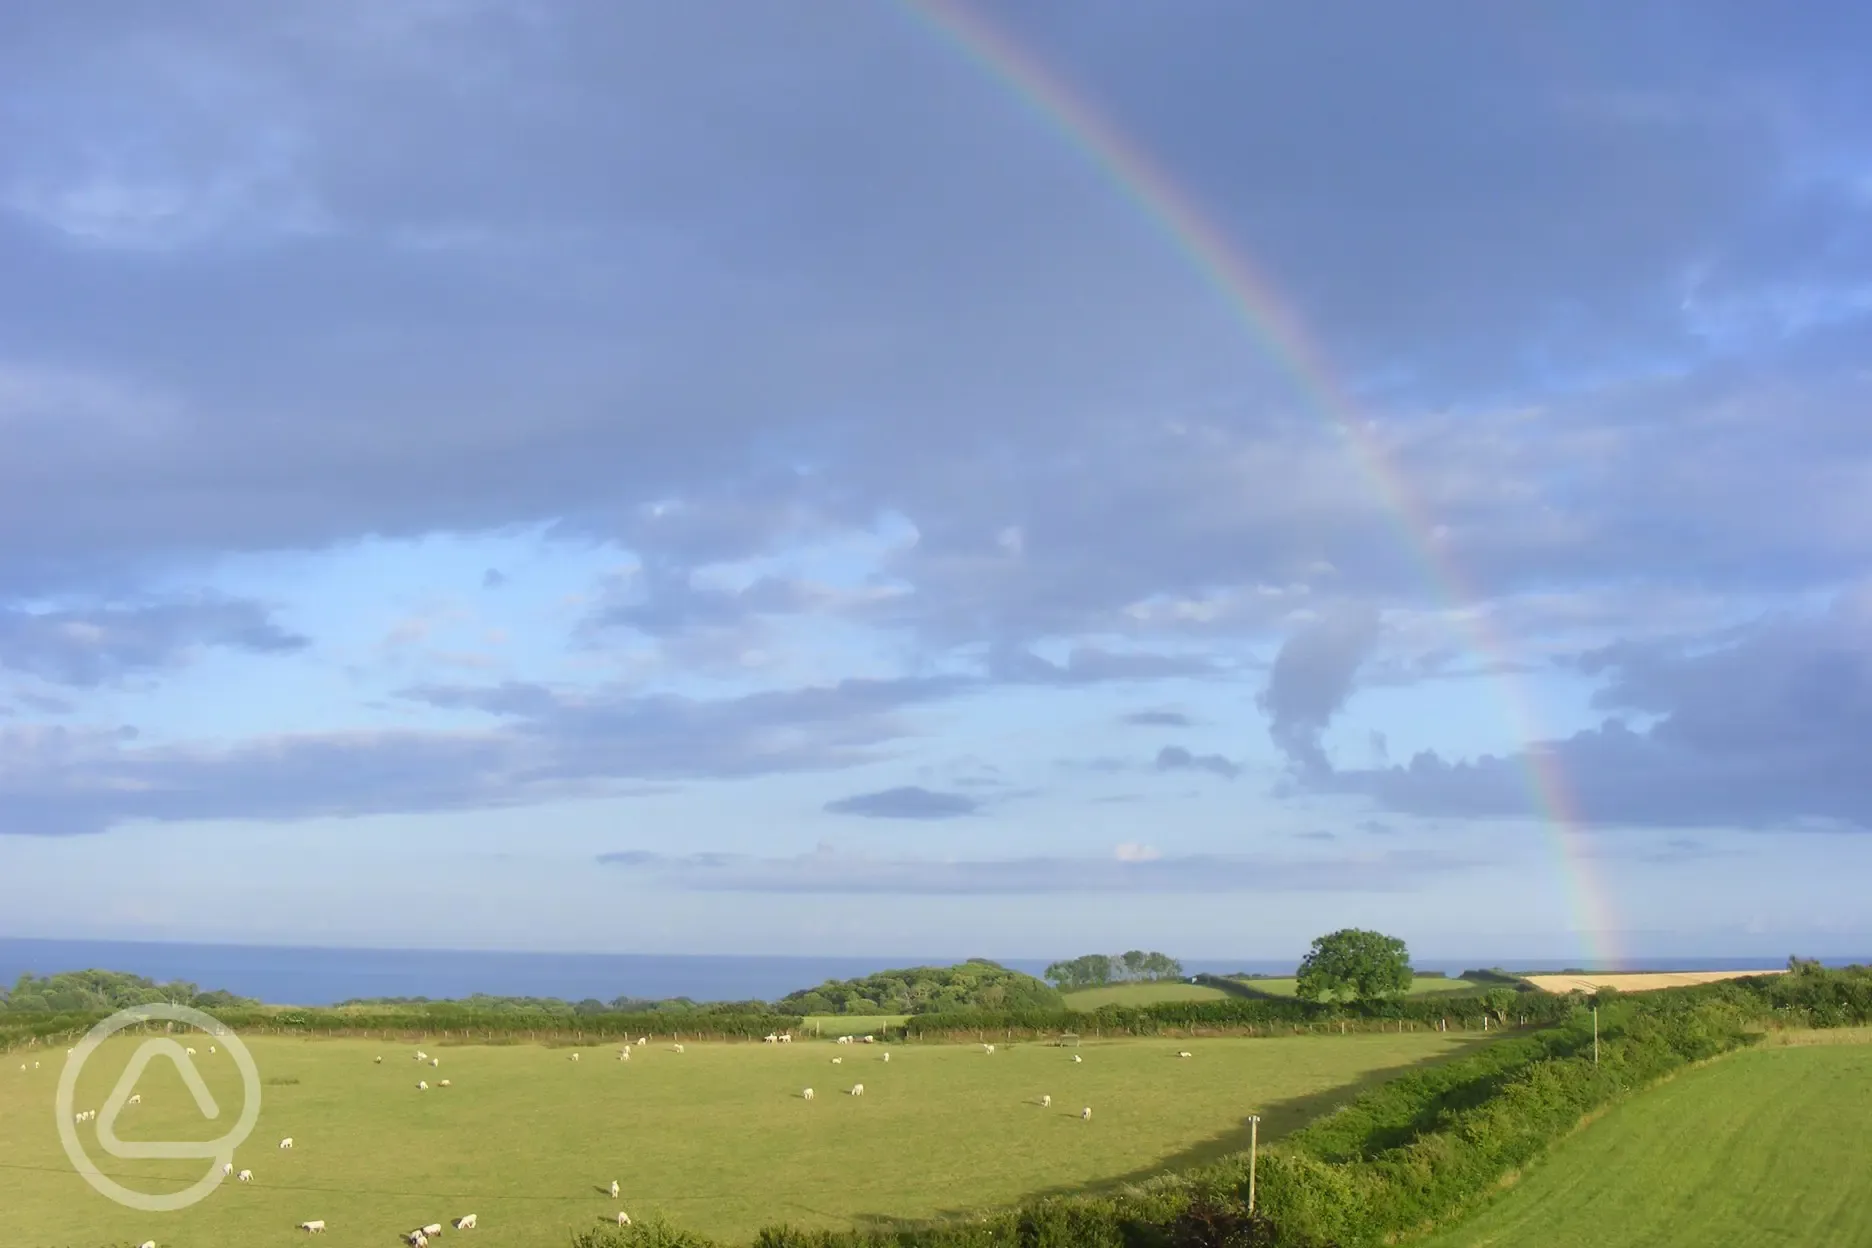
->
[1520,969,1784,994]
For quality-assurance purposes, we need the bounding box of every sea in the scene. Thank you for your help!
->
[0,938,1831,1007]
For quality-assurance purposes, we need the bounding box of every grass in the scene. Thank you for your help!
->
[1061,981,1233,1009]
[1228,976,1481,998]
[1,1030,1486,1247]
[1421,1039,1872,1247]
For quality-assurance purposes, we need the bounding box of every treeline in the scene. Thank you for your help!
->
[0,969,253,1014]
[775,960,1063,1016]
[575,965,1872,1248]
[1042,950,1183,989]
[333,993,769,1016]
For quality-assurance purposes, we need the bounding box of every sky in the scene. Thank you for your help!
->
[2,0,1870,965]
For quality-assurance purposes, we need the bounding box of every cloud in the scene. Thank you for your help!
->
[1153,745,1242,781]
[1322,589,1872,830]
[824,786,982,821]
[481,568,508,589]
[0,598,306,686]
[1121,709,1193,727]
[595,843,1477,895]
[1256,604,1382,774]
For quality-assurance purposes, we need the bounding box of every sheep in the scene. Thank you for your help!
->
[850,1083,865,1097]
[570,1053,580,1062]
[637,1036,648,1046]
[616,1211,632,1227]
[238,1169,254,1182]
[779,1034,792,1044]
[983,1044,995,1054]
[421,1223,444,1237]
[882,1052,890,1063]
[439,1079,451,1087]
[454,1213,478,1230]
[280,1137,294,1150]
[1041,1095,1051,1108]
[610,1180,620,1199]
[619,1049,630,1061]
[138,1242,155,1248]
[764,1033,778,1043]
[1081,1107,1092,1120]
[418,1080,429,1090]
[673,1044,685,1054]
[832,1056,843,1065]
[836,1035,852,1045]
[223,1163,234,1177]
[129,1093,142,1104]
[185,1047,196,1057]
[33,1061,40,1068]
[209,1045,217,1055]
[299,1219,326,1232]
[802,1087,815,1100]
[1072,1054,1082,1063]
[375,1056,384,1064]
[417,1051,429,1062]
[408,1234,428,1248]
[431,1058,440,1067]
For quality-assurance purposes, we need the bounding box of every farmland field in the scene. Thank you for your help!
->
[1518,969,1783,994]
[1423,1040,1872,1247]
[1,1030,1486,1247]
[1062,981,1232,1009]
[1228,975,1481,998]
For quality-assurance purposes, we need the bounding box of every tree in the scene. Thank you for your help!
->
[1294,929,1413,1003]
[1120,950,1149,980]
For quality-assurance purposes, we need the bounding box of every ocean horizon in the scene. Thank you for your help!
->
[0,938,1840,1007]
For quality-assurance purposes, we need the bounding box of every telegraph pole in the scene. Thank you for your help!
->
[1247,1114,1262,1212]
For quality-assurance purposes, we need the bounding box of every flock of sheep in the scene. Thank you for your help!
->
[28,1025,1199,1242]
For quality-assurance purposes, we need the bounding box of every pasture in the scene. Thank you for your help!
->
[1518,969,1784,994]
[1228,975,1480,998]
[1062,981,1232,1009]
[1,1029,1485,1246]
[1423,1039,1872,1247]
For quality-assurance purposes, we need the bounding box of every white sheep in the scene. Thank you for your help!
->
[299,1219,326,1232]
[637,1036,647,1046]
[1041,1095,1051,1108]
[279,1137,294,1150]
[431,1057,440,1067]
[375,1056,384,1064]
[779,1034,792,1044]
[223,1163,234,1177]
[836,1035,852,1045]
[454,1213,477,1230]
[421,1223,444,1237]
[1073,1054,1082,1063]
[418,1080,428,1090]
[408,1234,428,1248]
[802,1087,815,1100]
[1178,1051,1192,1059]
[570,1052,580,1062]
[417,1051,429,1062]
[882,1052,891,1063]
[185,1047,196,1056]
[983,1044,995,1054]
[1081,1107,1092,1120]
[616,1210,632,1227]
[610,1179,620,1199]
[673,1044,685,1054]
[238,1169,254,1182]
[139,1241,156,1248]
[850,1083,864,1097]
[129,1093,142,1105]
[620,1049,630,1061]
[832,1056,843,1065]
[439,1079,451,1087]
[764,1033,778,1043]
[210,1045,217,1055]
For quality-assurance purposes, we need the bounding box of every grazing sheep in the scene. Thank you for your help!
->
[616,1211,632,1227]
[408,1234,428,1248]
[279,1137,294,1150]
[439,1079,451,1087]
[779,1034,792,1044]
[455,1213,478,1230]
[764,1033,778,1043]
[619,1049,630,1061]
[185,1047,196,1057]
[836,1035,852,1045]
[223,1163,234,1177]
[1041,1095,1051,1108]
[418,1081,429,1090]
[129,1094,141,1104]
[850,1083,864,1097]
[417,1051,429,1062]
[862,1035,875,1043]
[832,1057,843,1065]
[33,1061,40,1069]
[983,1044,995,1054]
[422,1223,444,1237]
[1081,1107,1092,1120]
[139,1242,155,1248]
[1177,1051,1192,1059]
[882,1052,890,1063]
[431,1058,440,1068]
[299,1219,325,1232]
[375,1056,384,1064]
[673,1044,685,1054]
[803,1088,814,1100]
[209,1046,217,1055]
[610,1180,620,1199]
[1072,1055,1082,1063]
[238,1169,254,1182]
[637,1036,648,1046]
[570,1053,580,1062]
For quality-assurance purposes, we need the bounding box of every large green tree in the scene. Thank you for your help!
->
[1294,929,1413,1003]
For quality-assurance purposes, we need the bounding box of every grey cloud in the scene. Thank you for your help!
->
[1154,745,1242,781]
[0,598,306,686]
[596,844,1477,895]
[824,786,982,821]
[1256,604,1382,775]
[481,568,508,589]
[1121,709,1193,727]
[0,674,964,837]
[1323,590,1872,830]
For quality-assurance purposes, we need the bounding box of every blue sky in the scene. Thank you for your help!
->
[3,1,1871,964]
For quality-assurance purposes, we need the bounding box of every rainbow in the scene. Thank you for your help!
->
[896,0,1618,967]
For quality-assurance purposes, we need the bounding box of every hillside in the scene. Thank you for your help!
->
[774,958,1064,1016]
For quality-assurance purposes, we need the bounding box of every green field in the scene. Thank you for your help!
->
[2,1030,1484,1247]
[1230,975,1481,998]
[1424,1041,1872,1247]
[1061,981,1232,1009]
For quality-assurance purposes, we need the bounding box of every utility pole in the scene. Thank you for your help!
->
[1247,1114,1261,1213]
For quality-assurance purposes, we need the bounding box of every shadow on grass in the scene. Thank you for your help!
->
[839,1032,1501,1233]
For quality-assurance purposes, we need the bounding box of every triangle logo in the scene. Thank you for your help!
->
[95,1039,223,1160]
